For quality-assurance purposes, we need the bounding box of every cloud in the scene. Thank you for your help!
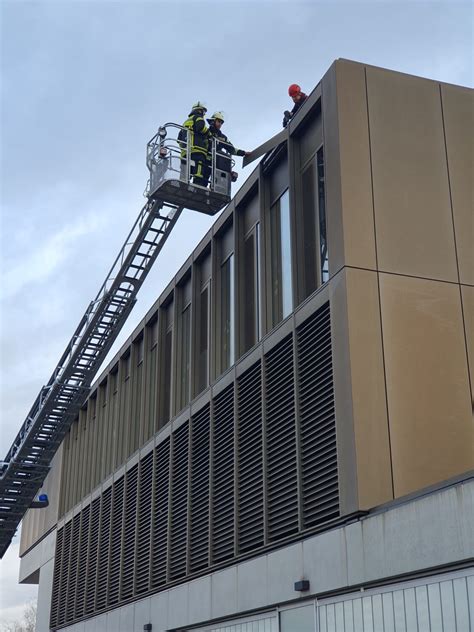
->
[0,534,37,624]
[2,214,106,300]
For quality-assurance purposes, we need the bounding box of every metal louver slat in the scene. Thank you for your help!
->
[74,503,90,618]
[49,300,341,628]
[169,422,189,580]
[135,451,153,595]
[107,477,124,606]
[151,438,170,588]
[265,335,298,542]
[50,526,63,629]
[121,464,138,600]
[95,487,112,610]
[65,512,81,623]
[212,384,235,563]
[297,302,339,528]
[190,405,210,572]
[57,520,71,626]
[84,496,101,615]
[237,361,264,553]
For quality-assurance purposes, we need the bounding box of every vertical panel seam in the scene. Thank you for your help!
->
[364,66,396,500]
[440,84,474,405]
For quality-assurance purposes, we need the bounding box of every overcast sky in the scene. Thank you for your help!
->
[0,0,472,624]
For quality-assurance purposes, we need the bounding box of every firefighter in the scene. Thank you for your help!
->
[207,112,250,182]
[283,84,308,127]
[180,101,211,187]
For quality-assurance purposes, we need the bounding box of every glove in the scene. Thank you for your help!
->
[283,110,291,128]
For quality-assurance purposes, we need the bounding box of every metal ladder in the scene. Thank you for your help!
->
[0,197,183,558]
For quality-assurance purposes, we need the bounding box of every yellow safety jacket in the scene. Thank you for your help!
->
[180,112,209,157]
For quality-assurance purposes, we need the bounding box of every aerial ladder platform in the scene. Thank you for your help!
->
[0,123,234,558]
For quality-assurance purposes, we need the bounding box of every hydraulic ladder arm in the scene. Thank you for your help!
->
[0,121,232,559]
[0,198,182,558]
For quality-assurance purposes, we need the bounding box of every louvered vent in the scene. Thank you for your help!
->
[169,421,189,580]
[65,512,81,622]
[121,464,138,600]
[212,384,235,563]
[84,496,101,615]
[189,404,210,572]
[74,503,90,618]
[151,438,170,588]
[57,519,71,626]
[237,361,264,553]
[50,526,63,629]
[265,335,299,541]
[297,302,339,527]
[95,486,112,610]
[108,477,124,606]
[135,450,153,594]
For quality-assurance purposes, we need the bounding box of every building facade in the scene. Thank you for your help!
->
[18,60,473,632]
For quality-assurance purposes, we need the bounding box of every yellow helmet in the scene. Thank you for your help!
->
[191,101,207,113]
[209,111,225,123]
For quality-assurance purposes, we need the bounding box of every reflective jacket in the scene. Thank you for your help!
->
[208,125,245,171]
[180,111,210,156]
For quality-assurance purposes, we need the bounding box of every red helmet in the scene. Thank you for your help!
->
[288,83,301,97]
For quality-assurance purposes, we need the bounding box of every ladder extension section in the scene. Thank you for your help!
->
[0,197,183,558]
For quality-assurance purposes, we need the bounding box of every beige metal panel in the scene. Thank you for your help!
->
[441,83,474,286]
[19,445,63,556]
[330,270,358,515]
[461,284,474,405]
[335,60,377,271]
[321,61,377,276]
[330,268,393,514]
[345,268,393,508]
[379,273,473,497]
[366,67,458,282]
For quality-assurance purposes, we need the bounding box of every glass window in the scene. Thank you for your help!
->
[136,336,144,365]
[317,148,328,283]
[196,284,210,394]
[241,222,261,353]
[301,162,318,298]
[122,353,131,380]
[150,317,158,349]
[159,301,173,427]
[220,254,235,372]
[111,368,118,393]
[270,189,292,327]
[178,303,191,411]
[280,604,315,632]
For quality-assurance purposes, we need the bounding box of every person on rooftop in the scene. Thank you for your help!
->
[283,84,308,128]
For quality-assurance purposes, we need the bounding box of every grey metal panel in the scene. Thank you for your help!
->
[242,129,288,168]
[315,573,474,632]
[414,586,430,632]
[440,580,456,631]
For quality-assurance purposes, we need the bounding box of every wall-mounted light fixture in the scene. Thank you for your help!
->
[294,579,310,592]
[143,624,152,631]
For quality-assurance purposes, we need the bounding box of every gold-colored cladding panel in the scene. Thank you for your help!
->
[330,268,393,514]
[322,60,376,275]
[344,268,393,508]
[366,67,458,282]
[335,60,377,271]
[461,284,474,405]
[379,273,473,498]
[441,84,474,287]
